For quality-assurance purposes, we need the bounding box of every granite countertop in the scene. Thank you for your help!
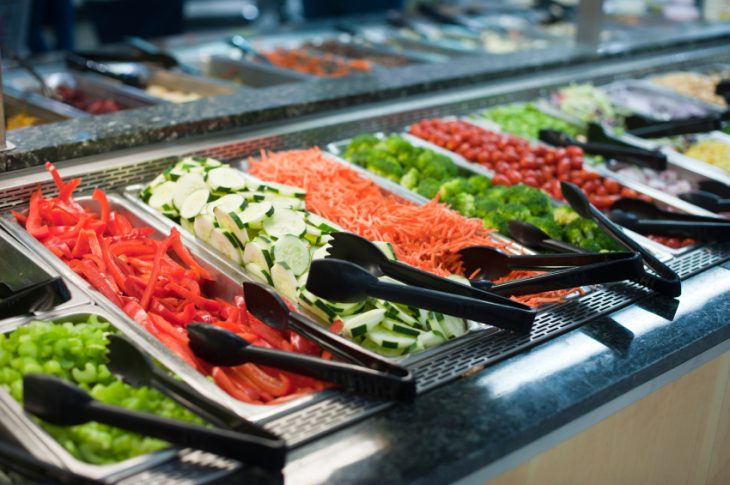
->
[275,263,730,484]
[1,23,729,173]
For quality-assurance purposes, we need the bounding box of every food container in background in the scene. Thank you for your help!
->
[196,55,312,87]
[137,67,239,103]
[3,92,68,130]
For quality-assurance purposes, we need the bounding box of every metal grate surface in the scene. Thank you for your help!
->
[2,46,730,480]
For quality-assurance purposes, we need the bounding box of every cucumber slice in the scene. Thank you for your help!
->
[148,181,177,212]
[368,325,417,349]
[342,309,386,339]
[446,274,471,286]
[146,173,166,190]
[236,201,275,229]
[361,338,406,357]
[172,173,207,210]
[379,301,419,327]
[417,331,446,350]
[272,263,298,303]
[426,312,447,339]
[305,213,343,233]
[298,290,335,323]
[273,235,311,276]
[297,271,309,288]
[209,228,241,264]
[193,213,216,241]
[440,314,467,339]
[268,196,305,210]
[242,240,273,270]
[373,241,396,260]
[311,244,330,261]
[206,166,248,192]
[381,318,422,337]
[262,209,307,239]
[205,194,245,215]
[214,207,250,247]
[181,217,195,234]
[258,180,306,198]
[245,263,272,285]
[179,188,210,220]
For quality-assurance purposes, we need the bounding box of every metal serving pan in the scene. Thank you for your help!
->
[196,55,312,88]
[117,66,240,104]
[4,71,162,117]
[0,227,90,327]
[122,167,519,369]
[4,92,68,129]
[0,195,340,422]
[0,305,237,481]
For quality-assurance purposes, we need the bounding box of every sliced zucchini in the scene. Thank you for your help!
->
[381,318,422,337]
[417,331,446,350]
[271,263,298,303]
[148,180,177,212]
[206,166,248,192]
[245,262,272,285]
[205,194,245,215]
[311,244,330,261]
[208,228,241,264]
[367,325,417,350]
[440,314,467,339]
[305,213,343,233]
[193,213,216,241]
[179,188,210,220]
[172,173,207,210]
[242,239,273,270]
[342,309,386,339]
[273,235,311,276]
[214,207,249,247]
[262,209,307,239]
[361,337,406,357]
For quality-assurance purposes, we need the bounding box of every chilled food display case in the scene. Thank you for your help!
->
[0,16,730,484]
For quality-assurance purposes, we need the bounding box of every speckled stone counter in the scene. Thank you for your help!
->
[279,264,730,484]
[1,24,729,173]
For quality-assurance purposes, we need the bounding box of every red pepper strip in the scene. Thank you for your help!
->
[169,231,212,280]
[26,189,49,239]
[47,207,78,226]
[329,320,344,334]
[49,214,87,239]
[140,233,174,310]
[71,259,123,308]
[92,188,110,226]
[267,390,314,405]
[212,367,258,404]
[100,236,127,291]
[82,253,106,272]
[290,332,321,356]
[71,229,91,258]
[45,162,65,194]
[108,213,134,236]
[238,363,290,397]
[166,281,221,312]
[11,210,27,224]
[223,366,268,401]
[193,310,215,324]
[110,227,154,242]
[85,230,105,270]
[58,178,81,203]
[44,240,71,259]
[110,239,157,256]
[248,316,289,350]
[150,300,187,327]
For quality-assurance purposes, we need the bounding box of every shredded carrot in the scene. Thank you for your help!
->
[249,148,579,307]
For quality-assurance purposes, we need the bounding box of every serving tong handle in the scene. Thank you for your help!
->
[609,211,730,241]
[484,252,643,296]
[65,52,145,88]
[560,182,681,297]
[680,190,730,212]
[627,115,726,139]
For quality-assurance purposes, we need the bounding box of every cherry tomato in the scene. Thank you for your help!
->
[492,174,510,185]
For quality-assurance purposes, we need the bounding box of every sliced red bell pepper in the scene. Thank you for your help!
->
[166,281,221,312]
[140,232,175,310]
[58,178,81,203]
[100,235,127,291]
[92,188,110,226]
[249,316,289,350]
[11,210,27,224]
[45,162,65,194]
[72,259,123,308]
[26,189,49,239]
[237,363,291,397]
[212,367,258,404]
[169,230,212,280]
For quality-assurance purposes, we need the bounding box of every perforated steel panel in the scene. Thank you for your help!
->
[2,45,730,481]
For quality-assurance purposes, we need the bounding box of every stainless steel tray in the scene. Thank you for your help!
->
[3,92,69,129]
[0,305,231,481]
[197,55,312,88]
[0,226,90,326]
[5,71,162,116]
[121,66,239,103]
[123,168,514,368]
[0,195,338,422]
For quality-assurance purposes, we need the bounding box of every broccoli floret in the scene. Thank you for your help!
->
[366,157,404,182]
[473,198,500,219]
[466,175,491,196]
[500,203,532,224]
[482,211,509,234]
[400,168,419,190]
[481,185,510,204]
[554,206,580,225]
[438,178,470,202]
[451,193,476,217]
[413,151,458,180]
[526,215,564,240]
[504,184,552,216]
[345,134,379,158]
[564,218,621,252]
[416,178,441,199]
[383,136,415,162]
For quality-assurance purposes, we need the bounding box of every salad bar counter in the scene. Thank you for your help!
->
[1,37,730,484]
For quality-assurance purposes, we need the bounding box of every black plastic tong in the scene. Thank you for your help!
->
[679,180,730,213]
[609,198,730,242]
[560,182,681,297]
[23,374,287,470]
[457,247,643,297]
[125,36,199,75]
[187,323,416,402]
[106,335,278,439]
[228,35,272,65]
[626,111,729,139]
[539,128,668,171]
[507,220,587,253]
[65,52,151,88]
[307,258,535,333]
